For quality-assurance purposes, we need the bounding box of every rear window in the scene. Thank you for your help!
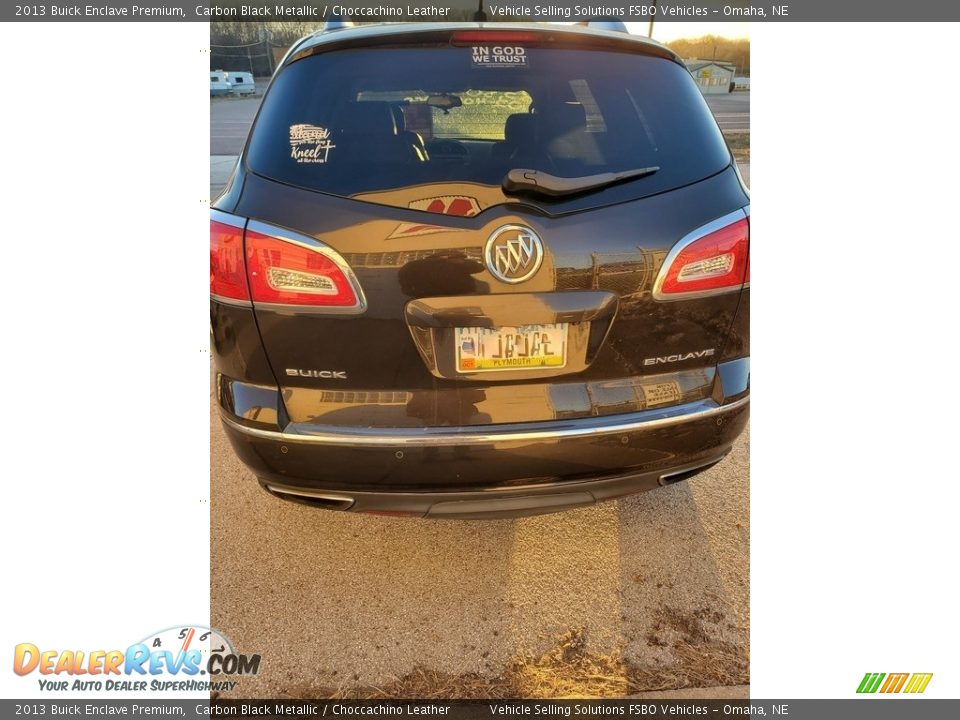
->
[246,46,730,209]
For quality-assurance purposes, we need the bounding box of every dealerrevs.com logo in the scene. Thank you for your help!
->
[13,625,260,693]
[857,672,933,694]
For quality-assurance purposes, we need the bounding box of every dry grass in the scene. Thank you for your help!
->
[509,629,629,698]
[285,620,747,700]
[509,625,748,698]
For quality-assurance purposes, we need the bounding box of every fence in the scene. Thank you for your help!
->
[210,38,276,77]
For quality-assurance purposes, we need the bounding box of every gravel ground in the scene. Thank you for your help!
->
[210,390,749,696]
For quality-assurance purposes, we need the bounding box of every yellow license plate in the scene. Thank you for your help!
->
[456,324,568,373]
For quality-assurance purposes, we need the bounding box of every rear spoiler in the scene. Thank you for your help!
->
[284,25,683,69]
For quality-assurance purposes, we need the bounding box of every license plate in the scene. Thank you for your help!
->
[456,323,568,372]
[641,381,683,407]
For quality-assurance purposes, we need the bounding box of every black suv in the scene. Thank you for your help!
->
[211,23,750,518]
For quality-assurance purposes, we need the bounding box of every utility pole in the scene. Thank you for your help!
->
[261,26,274,76]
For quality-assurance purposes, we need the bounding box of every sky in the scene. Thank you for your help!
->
[624,21,751,42]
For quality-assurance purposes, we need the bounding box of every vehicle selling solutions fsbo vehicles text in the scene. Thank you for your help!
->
[487,5,711,19]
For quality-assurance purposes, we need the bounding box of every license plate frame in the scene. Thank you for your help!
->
[455,323,568,373]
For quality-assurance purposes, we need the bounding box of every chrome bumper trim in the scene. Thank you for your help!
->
[220,395,749,448]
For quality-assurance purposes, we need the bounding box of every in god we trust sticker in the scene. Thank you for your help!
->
[471,46,528,68]
[289,123,336,164]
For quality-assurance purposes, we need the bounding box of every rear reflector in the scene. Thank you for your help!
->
[245,225,364,310]
[654,212,749,301]
[210,220,250,302]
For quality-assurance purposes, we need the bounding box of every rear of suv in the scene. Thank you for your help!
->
[211,23,750,518]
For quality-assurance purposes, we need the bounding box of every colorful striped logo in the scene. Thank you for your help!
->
[857,672,933,694]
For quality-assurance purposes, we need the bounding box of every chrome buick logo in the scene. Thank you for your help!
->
[484,225,544,284]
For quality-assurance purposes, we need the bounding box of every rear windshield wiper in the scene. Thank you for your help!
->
[502,166,660,198]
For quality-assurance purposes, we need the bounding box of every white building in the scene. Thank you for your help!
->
[685,60,736,95]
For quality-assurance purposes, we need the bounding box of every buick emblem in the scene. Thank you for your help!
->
[484,225,544,284]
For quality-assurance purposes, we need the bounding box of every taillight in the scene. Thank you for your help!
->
[653,211,750,301]
[210,218,249,302]
[244,221,365,312]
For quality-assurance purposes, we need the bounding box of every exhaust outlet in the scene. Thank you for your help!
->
[263,484,355,510]
[657,455,726,486]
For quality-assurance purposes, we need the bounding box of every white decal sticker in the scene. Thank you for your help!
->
[289,124,336,164]
[471,46,528,68]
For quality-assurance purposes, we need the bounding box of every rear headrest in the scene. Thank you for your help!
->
[504,113,535,144]
[337,102,398,136]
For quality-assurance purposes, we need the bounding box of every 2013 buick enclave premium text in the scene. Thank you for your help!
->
[210,22,750,518]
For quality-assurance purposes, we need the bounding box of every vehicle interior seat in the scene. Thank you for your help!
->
[334,102,425,164]
[389,105,430,161]
[491,113,537,163]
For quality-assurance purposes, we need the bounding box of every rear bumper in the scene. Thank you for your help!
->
[219,389,749,518]
[257,451,732,519]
